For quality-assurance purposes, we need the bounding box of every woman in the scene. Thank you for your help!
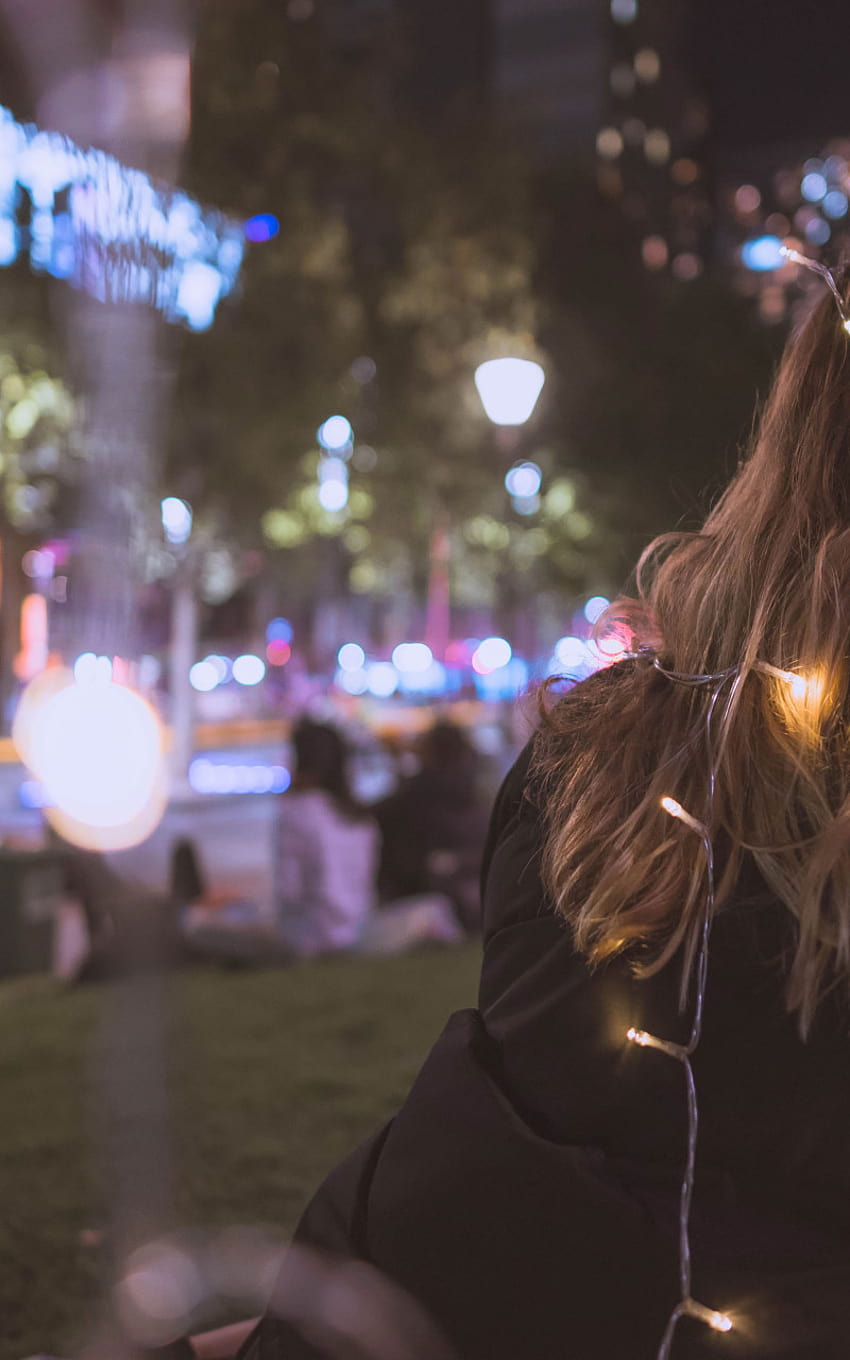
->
[374,721,489,931]
[274,719,379,956]
[275,719,461,958]
[198,268,850,1359]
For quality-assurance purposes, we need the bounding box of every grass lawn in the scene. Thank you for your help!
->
[0,944,481,1360]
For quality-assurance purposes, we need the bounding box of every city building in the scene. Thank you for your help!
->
[594,0,850,316]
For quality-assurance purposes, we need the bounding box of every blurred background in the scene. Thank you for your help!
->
[0,0,849,840]
[3,2,850,1355]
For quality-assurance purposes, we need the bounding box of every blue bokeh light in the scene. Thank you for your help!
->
[801,172,828,203]
[741,235,784,272]
[823,190,849,220]
[0,104,244,330]
[267,617,294,644]
[244,213,280,243]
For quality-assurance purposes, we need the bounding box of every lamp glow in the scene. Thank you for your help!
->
[474,359,545,426]
[14,670,167,850]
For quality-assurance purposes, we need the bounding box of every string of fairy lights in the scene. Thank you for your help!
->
[622,245,845,1353]
[627,651,828,1356]
[625,658,738,1354]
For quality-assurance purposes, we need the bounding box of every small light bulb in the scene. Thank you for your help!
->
[710,1312,733,1333]
[684,1298,734,1333]
[661,795,683,818]
[788,674,808,702]
[626,1027,650,1046]
[843,318,850,335]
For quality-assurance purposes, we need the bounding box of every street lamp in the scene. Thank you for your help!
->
[474,357,546,667]
[474,358,545,427]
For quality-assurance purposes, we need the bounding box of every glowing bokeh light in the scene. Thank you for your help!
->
[366,661,398,697]
[823,190,848,219]
[74,652,113,685]
[504,461,542,498]
[734,184,761,214]
[317,415,353,450]
[22,548,54,580]
[338,643,366,671]
[474,359,545,426]
[584,595,610,624]
[336,666,369,696]
[189,759,290,795]
[318,479,348,512]
[232,654,266,686]
[554,636,593,671]
[243,213,280,243]
[266,617,293,643]
[16,672,167,850]
[741,235,784,272]
[318,455,347,483]
[391,642,433,673]
[115,1240,205,1347]
[634,47,660,82]
[161,497,192,545]
[190,660,219,692]
[266,640,291,666]
[801,171,828,203]
[204,655,230,683]
[472,636,512,674]
[397,660,448,695]
[0,105,243,329]
[805,218,831,245]
[596,127,624,159]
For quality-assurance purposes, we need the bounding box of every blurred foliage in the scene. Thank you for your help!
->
[173,2,784,627]
[0,343,76,532]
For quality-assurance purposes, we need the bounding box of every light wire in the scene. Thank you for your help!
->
[781,245,850,333]
[629,662,741,1355]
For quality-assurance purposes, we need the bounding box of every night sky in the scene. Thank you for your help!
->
[688,0,850,149]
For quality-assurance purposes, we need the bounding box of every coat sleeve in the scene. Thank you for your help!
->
[236,1122,394,1360]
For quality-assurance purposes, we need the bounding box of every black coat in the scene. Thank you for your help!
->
[241,732,850,1360]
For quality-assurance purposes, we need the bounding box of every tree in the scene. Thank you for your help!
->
[172,1,619,659]
[0,296,78,716]
[174,2,785,662]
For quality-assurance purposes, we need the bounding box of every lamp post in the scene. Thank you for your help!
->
[474,356,546,657]
[163,496,196,791]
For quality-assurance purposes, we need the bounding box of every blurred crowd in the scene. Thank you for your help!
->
[62,718,492,981]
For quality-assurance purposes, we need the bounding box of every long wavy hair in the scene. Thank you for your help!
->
[533,275,850,1034]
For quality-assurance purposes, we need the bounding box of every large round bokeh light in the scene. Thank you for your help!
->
[13,668,168,851]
